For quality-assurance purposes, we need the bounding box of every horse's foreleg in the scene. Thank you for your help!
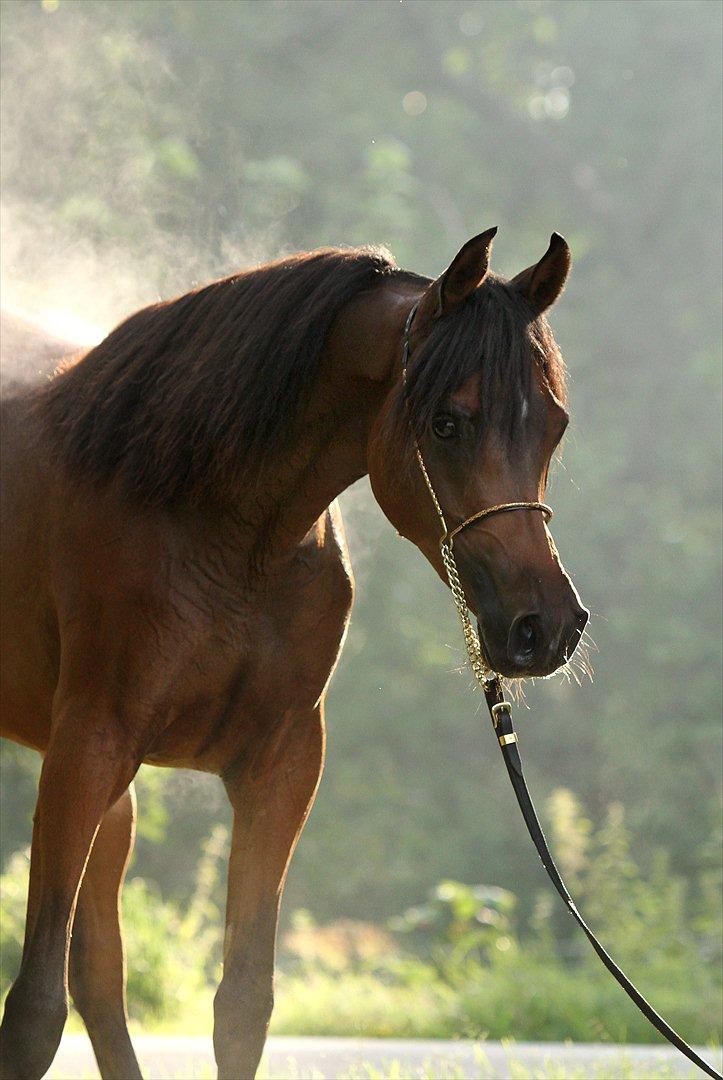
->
[0,712,139,1080]
[213,706,325,1080]
[69,784,142,1080]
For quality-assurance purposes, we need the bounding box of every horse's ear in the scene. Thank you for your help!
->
[417,228,497,325]
[512,233,571,315]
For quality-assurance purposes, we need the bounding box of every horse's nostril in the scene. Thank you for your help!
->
[508,613,540,667]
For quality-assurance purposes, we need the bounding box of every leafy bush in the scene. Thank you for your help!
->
[124,823,227,1021]
[283,909,398,974]
[389,880,517,971]
[122,876,209,1021]
[0,850,29,1000]
[0,825,228,1023]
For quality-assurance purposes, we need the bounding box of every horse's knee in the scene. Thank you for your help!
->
[213,971,274,1079]
[0,972,68,1079]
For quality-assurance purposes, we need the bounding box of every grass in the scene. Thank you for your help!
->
[266,964,722,1047]
[259,1057,706,1079]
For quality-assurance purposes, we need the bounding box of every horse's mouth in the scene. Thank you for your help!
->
[475,618,513,678]
[476,616,587,680]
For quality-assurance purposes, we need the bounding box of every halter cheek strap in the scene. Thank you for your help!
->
[401,300,552,680]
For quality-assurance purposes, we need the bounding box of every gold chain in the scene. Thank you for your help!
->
[440,538,495,687]
[414,447,495,688]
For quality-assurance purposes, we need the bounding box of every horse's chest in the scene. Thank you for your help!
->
[142,592,344,772]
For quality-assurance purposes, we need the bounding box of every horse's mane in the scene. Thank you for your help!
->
[38,249,566,509]
[39,247,404,507]
[395,273,567,448]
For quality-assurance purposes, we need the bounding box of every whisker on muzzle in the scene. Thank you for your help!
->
[559,632,595,684]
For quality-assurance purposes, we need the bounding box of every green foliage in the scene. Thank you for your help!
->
[121,824,227,1021]
[0,746,38,865]
[273,945,721,1046]
[121,877,208,1021]
[0,851,29,1000]
[389,880,518,973]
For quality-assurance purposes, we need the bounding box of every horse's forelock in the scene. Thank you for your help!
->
[393,274,567,447]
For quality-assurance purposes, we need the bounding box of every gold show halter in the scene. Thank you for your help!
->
[399,298,723,1080]
[401,300,552,689]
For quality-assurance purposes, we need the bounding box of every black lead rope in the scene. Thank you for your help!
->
[482,677,723,1080]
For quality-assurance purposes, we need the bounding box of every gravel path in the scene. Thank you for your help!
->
[47,1033,722,1079]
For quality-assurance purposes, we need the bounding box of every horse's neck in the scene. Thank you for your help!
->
[230,281,419,566]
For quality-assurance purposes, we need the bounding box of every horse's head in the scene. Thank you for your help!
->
[369,230,588,679]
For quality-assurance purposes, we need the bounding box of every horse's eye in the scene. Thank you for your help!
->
[432,415,458,440]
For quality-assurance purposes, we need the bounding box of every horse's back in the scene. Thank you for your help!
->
[0,310,81,394]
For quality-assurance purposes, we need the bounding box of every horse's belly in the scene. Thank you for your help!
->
[0,601,57,751]
[0,564,59,751]
[0,694,53,752]
[0,608,58,751]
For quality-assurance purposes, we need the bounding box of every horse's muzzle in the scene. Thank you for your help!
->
[479,603,588,678]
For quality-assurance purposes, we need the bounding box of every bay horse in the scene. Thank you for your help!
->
[0,230,587,1079]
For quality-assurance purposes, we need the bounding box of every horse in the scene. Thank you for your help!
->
[0,230,588,1079]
